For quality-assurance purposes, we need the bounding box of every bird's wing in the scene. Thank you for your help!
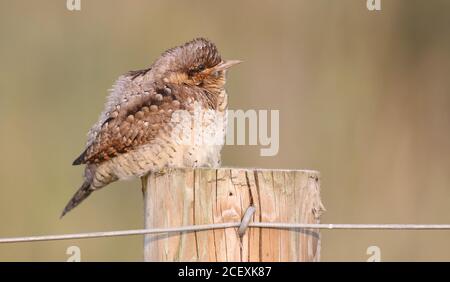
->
[73,77,182,165]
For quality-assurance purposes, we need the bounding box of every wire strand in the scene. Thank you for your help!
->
[1,223,450,244]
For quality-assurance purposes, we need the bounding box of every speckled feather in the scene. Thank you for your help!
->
[62,38,235,217]
[74,38,223,165]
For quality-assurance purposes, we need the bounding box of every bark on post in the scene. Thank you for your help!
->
[142,168,325,262]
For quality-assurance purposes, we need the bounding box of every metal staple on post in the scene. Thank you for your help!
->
[238,206,256,237]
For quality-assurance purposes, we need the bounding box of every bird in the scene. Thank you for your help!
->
[61,38,241,217]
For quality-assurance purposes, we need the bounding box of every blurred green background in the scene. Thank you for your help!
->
[0,0,449,261]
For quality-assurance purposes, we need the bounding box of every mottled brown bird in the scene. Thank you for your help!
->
[62,38,240,217]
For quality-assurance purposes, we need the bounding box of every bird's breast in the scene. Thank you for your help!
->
[93,95,228,184]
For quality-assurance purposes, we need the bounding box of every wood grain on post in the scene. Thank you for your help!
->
[142,168,325,262]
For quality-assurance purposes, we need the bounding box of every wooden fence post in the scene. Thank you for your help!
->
[142,168,325,262]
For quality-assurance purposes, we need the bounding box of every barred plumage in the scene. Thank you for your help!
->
[61,38,241,217]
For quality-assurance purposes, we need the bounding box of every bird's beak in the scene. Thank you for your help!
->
[213,60,243,72]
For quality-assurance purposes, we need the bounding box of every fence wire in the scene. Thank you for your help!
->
[1,223,450,244]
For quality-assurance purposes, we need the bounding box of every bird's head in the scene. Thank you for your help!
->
[154,38,241,93]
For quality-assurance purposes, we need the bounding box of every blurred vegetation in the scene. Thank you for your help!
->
[0,0,449,261]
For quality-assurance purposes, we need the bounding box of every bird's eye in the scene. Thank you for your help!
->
[187,64,206,77]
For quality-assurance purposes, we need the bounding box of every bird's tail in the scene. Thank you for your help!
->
[60,180,93,218]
